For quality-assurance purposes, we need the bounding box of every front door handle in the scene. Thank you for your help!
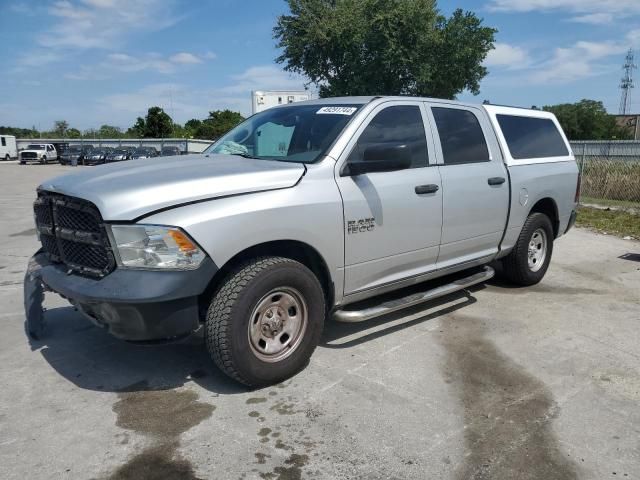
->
[415,184,439,195]
[488,177,506,186]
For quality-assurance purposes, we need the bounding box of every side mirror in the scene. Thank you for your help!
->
[343,143,412,176]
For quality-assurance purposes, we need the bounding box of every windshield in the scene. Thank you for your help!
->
[27,144,46,150]
[205,104,362,163]
[112,149,127,155]
[133,148,148,154]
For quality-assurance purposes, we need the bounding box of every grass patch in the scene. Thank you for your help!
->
[576,206,640,239]
[580,196,640,210]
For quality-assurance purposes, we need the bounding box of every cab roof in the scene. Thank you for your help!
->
[291,95,538,113]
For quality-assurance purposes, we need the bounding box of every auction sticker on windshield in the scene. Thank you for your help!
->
[317,106,357,115]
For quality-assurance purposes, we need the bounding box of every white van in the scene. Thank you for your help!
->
[0,135,17,161]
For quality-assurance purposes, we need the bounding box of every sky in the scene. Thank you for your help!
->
[1,0,640,131]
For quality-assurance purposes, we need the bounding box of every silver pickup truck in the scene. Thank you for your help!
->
[25,96,579,386]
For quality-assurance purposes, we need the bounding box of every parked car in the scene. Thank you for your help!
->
[106,148,132,162]
[131,147,159,159]
[160,146,182,157]
[0,135,17,161]
[26,97,579,387]
[59,145,94,165]
[84,148,112,166]
[19,144,58,164]
[52,142,69,161]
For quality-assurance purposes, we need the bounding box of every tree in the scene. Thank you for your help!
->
[127,117,146,138]
[172,123,186,138]
[196,110,245,139]
[184,119,203,138]
[274,0,496,98]
[97,124,122,138]
[53,120,69,137]
[0,126,39,138]
[66,128,81,139]
[544,100,632,140]
[143,106,173,138]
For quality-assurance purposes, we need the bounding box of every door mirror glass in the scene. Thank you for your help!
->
[346,143,412,175]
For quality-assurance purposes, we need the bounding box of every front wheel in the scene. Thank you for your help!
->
[4,154,9,161]
[205,256,325,387]
[502,212,554,286]
[40,156,47,164]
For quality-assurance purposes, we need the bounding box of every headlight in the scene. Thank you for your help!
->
[109,225,206,270]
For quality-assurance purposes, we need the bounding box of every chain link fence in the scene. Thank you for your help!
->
[571,141,640,209]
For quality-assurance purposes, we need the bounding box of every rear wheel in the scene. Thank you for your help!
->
[502,212,554,286]
[205,256,325,387]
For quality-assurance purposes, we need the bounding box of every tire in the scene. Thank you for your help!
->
[205,256,325,387]
[40,156,47,164]
[502,212,554,286]
[4,154,9,161]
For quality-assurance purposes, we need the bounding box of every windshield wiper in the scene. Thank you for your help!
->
[231,152,259,159]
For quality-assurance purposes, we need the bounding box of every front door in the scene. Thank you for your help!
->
[335,101,443,296]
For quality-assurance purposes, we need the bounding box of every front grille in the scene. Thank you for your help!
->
[21,152,37,159]
[34,192,115,277]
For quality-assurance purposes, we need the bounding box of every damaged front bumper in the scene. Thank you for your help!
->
[24,251,217,342]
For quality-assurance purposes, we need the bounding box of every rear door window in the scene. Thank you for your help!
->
[432,107,490,165]
[496,115,569,159]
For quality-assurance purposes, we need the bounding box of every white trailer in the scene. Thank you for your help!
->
[251,90,311,114]
[0,135,17,161]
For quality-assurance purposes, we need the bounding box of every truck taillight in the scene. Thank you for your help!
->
[575,172,582,203]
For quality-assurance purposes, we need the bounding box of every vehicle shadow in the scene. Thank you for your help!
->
[28,286,483,394]
[27,306,248,395]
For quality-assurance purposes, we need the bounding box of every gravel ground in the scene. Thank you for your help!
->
[0,163,639,480]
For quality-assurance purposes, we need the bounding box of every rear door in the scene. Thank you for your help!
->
[427,103,509,269]
[335,101,443,296]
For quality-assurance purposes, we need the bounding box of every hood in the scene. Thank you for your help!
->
[21,149,46,154]
[38,154,306,221]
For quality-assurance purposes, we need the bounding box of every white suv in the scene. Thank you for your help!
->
[20,144,58,164]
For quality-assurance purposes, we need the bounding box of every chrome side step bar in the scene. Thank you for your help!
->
[333,266,494,323]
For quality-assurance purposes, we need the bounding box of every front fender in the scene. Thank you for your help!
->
[140,161,345,303]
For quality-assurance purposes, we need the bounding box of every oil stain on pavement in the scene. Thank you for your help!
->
[107,382,215,480]
[438,315,578,480]
[248,388,323,480]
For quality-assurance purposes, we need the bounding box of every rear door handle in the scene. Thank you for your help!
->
[488,177,506,186]
[415,184,439,195]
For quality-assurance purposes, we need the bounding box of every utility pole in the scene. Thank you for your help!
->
[619,49,636,115]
